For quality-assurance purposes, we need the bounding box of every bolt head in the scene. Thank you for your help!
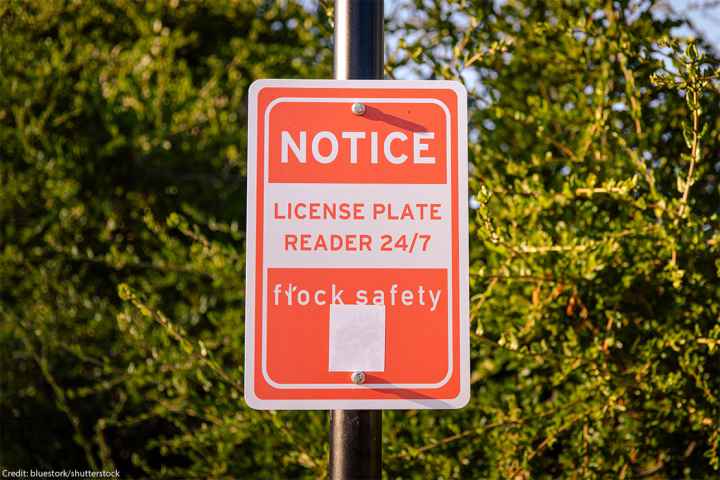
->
[351,371,366,384]
[351,103,366,115]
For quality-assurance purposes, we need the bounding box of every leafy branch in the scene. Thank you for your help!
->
[651,39,716,218]
[117,283,243,395]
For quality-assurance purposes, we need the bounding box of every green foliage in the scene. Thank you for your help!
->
[1,0,719,478]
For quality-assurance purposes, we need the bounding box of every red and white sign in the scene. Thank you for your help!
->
[244,79,469,409]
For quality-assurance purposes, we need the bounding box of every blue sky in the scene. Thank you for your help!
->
[668,0,720,52]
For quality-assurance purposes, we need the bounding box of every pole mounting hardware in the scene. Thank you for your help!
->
[351,102,366,115]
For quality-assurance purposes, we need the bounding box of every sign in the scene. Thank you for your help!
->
[244,79,469,409]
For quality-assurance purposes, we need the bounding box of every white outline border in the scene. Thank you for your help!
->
[262,97,452,389]
[244,79,470,410]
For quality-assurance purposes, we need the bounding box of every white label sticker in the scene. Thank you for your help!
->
[329,304,386,372]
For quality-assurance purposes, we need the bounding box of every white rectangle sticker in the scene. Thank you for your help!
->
[329,304,386,372]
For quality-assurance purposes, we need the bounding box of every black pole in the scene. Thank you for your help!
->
[334,0,384,80]
[330,410,382,479]
[330,1,384,479]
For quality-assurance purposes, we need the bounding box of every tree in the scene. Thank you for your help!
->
[1,0,718,478]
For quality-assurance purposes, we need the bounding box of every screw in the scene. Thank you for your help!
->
[351,103,366,115]
[351,371,366,384]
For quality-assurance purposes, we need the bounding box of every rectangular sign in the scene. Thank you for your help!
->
[244,79,469,409]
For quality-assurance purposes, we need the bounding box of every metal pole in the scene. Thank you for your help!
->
[334,0,384,80]
[330,1,384,479]
[330,410,382,479]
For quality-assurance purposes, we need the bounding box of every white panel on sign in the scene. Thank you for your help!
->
[329,304,386,372]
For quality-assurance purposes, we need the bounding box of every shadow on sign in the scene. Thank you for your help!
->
[363,105,428,132]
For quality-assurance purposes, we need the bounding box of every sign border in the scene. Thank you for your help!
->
[244,79,469,410]
[263,98,453,389]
